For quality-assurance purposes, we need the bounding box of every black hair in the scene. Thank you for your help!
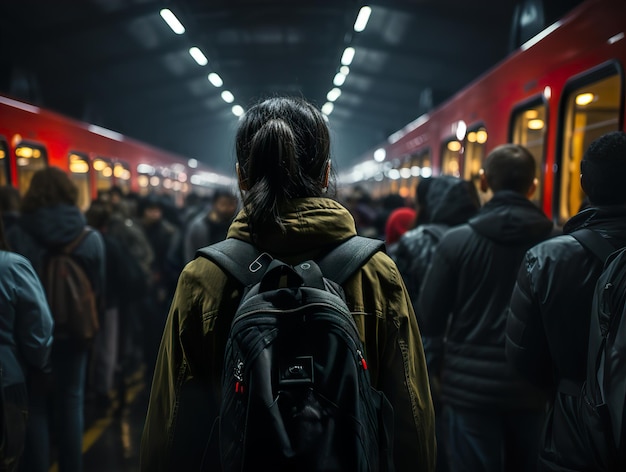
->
[483,144,535,194]
[236,97,331,234]
[0,213,7,251]
[0,185,20,213]
[581,131,626,206]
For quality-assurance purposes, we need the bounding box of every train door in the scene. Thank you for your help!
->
[464,126,488,201]
[14,141,47,194]
[441,138,462,177]
[0,138,10,185]
[93,157,113,198]
[556,64,623,224]
[510,98,548,207]
[113,162,131,194]
[68,152,91,211]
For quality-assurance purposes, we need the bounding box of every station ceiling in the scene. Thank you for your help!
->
[0,0,583,175]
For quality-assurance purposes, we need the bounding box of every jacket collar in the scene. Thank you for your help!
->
[227,197,357,256]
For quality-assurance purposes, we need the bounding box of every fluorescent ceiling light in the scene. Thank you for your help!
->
[341,47,355,66]
[232,105,244,117]
[340,66,350,76]
[221,90,235,103]
[208,73,223,87]
[321,102,334,115]
[354,6,372,32]
[374,148,386,162]
[333,72,346,86]
[160,9,185,35]
[188,159,198,168]
[189,47,208,66]
[327,88,342,102]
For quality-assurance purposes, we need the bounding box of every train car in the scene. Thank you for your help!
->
[340,0,626,225]
[0,94,235,210]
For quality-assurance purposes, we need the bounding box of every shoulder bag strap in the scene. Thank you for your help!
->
[570,228,616,263]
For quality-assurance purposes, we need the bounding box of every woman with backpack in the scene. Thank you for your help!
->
[141,97,436,471]
[0,214,53,472]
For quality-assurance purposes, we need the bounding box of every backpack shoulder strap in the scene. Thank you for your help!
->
[196,238,271,286]
[62,227,93,255]
[317,236,385,285]
[571,228,616,263]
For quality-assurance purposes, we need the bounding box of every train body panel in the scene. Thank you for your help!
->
[350,0,626,223]
[0,94,234,208]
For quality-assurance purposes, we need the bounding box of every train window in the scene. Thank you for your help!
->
[113,162,131,194]
[68,153,91,211]
[511,101,547,206]
[15,142,47,194]
[464,126,488,194]
[93,158,113,195]
[0,138,9,185]
[558,72,622,223]
[441,140,461,177]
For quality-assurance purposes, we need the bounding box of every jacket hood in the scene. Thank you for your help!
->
[426,176,480,226]
[227,197,357,256]
[469,191,553,244]
[20,204,86,247]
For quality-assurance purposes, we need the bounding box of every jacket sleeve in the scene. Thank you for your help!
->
[418,236,457,337]
[506,249,553,389]
[375,261,437,472]
[12,256,54,372]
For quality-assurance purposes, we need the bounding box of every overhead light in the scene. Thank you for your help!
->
[208,73,223,87]
[354,6,372,32]
[608,32,624,45]
[321,102,334,115]
[525,109,539,119]
[333,73,346,86]
[232,105,244,117]
[374,148,386,162]
[327,88,342,102]
[527,119,545,130]
[221,90,235,103]
[575,92,594,106]
[340,66,350,76]
[160,9,185,35]
[188,158,198,169]
[341,47,355,66]
[189,47,208,66]
[476,129,488,144]
[447,141,462,152]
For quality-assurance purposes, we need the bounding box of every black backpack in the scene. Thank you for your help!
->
[196,236,395,472]
[569,229,626,470]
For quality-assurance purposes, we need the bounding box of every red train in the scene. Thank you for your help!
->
[0,94,235,210]
[341,0,626,225]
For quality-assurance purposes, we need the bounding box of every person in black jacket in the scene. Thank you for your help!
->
[418,144,554,472]
[506,130,626,471]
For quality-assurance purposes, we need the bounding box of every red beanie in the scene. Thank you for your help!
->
[385,207,416,245]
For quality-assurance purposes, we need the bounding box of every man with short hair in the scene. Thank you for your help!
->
[419,144,554,472]
[506,130,626,471]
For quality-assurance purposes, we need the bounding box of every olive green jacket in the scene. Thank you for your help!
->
[141,197,436,471]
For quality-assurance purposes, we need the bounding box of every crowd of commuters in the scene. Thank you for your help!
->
[0,95,624,472]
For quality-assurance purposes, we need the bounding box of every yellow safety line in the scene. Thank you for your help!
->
[48,381,145,472]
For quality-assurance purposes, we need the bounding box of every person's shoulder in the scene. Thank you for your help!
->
[526,233,581,258]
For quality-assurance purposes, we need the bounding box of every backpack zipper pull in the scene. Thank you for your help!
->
[234,359,244,393]
[357,350,368,371]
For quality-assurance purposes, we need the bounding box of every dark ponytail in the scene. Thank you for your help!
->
[236,97,331,235]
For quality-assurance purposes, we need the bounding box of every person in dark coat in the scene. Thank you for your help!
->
[506,130,626,471]
[7,167,105,472]
[393,175,480,472]
[0,215,53,472]
[418,144,554,472]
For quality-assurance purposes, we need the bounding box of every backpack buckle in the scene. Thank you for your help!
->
[249,252,273,273]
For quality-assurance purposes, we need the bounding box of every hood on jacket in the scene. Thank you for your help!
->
[227,197,357,256]
[424,176,480,226]
[19,204,86,248]
[563,205,626,236]
[469,190,553,245]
